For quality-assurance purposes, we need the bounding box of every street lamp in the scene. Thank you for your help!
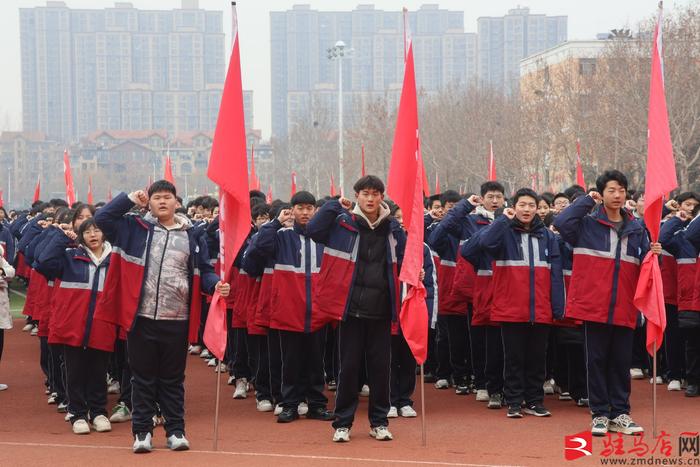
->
[327,40,353,195]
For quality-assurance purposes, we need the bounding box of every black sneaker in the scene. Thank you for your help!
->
[686,384,699,397]
[306,407,334,421]
[455,378,470,395]
[522,404,551,417]
[506,405,523,418]
[327,380,337,391]
[487,393,503,409]
[277,407,299,423]
[576,398,589,407]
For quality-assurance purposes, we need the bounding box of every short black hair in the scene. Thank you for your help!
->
[270,203,291,219]
[71,203,95,226]
[480,181,505,197]
[49,198,69,208]
[251,203,270,220]
[290,191,316,207]
[553,192,570,203]
[31,200,44,208]
[148,180,177,198]
[353,175,385,194]
[564,185,585,200]
[425,194,442,209]
[596,170,628,194]
[440,190,461,206]
[512,188,540,206]
[676,191,700,205]
[77,218,101,246]
[540,192,554,206]
[249,190,266,201]
[55,207,73,224]
[200,196,219,210]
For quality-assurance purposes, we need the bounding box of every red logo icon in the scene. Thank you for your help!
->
[565,431,593,461]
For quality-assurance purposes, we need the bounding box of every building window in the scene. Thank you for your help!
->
[579,58,597,76]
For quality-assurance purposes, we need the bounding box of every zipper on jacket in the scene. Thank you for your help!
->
[304,236,313,333]
[607,231,624,324]
[153,228,170,319]
[527,234,536,324]
[83,263,103,348]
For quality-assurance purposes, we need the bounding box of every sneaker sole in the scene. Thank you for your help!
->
[507,413,523,418]
[333,436,350,443]
[133,446,152,454]
[168,444,190,451]
[608,426,644,435]
[369,434,393,441]
[522,409,551,417]
[487,403,502,409]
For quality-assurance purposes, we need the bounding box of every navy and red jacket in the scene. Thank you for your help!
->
[659,217,697,311]
[428,200,485,314]
[394,243,438,335]
[460,228,495,326]
[680,216,700,313]
[34,232,116,352]
[306,199,406,324]
[253,253,275,329]
[93,192,219,343]
[0,222,15,263]
[246,219,325,333]
[553,195,649,329]
[477,215,564,324]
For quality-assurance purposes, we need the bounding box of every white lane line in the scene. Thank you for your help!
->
[0,441,523,467]
[9,288,26,298]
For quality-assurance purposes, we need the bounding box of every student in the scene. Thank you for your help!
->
[94,181,229,453]
[307,175,406,443]
[246,191,333,423]
[35,219,115,435]
[477,188,564,418]
[0,244,15,392]
[554,170,660,436]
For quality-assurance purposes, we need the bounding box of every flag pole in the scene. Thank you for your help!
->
[420,363,426,446]
[652,340,657,438]
[213,358,223,450]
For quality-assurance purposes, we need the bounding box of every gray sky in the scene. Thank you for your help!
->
[0,0,690,138]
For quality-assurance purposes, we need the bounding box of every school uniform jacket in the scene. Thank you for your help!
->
[0,222,15,264]
[93,192,219,343]
[34,232,116,352]
[553,195,649,329]
[680,216,700,314]
[460,228,495,326]
[659,217,697,311]
[394,243,438,335]
[478,215,564,324]
[240,237,268,336]
[246,219,325,333]
[305,199,406,324]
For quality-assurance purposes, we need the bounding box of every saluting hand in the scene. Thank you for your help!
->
[277,209,293,225]
[339,197,353,211]
[467,194,483,207]
[589,191,603,204]
[129,190,149,208]
[503,208,516,220]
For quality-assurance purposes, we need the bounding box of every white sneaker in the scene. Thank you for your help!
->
[360,384,370,397]
[630,368,644,379]
[256,399,273,412]
[189,345,202,355]
[31,326,38,336]
[298,402,309,415]
[434,379,449,389]
[369,425,393,441]
[166,433,190,451]
[213,362,226,372]
[92,415,112,432]
[274,404,283,416]
[200,349,211,359]
[543,379,555,395]
[333,427,351,442]
[0,383,7,391]
[22,323,34,332]
[609,414,644,435]
[72,419,90,435]
[133,432,153,453]
[668,380,682,391]
[476,389,489,402]
[64,412,73,422]
[387,406,398,418]
[233,378,249,399]
[109,402,132,423]
[400,405,417,417]
[107,381,120,394]
[47,392,58,404]
[207,357,217,367]
[227,375,236,385]
[649,376,663,385]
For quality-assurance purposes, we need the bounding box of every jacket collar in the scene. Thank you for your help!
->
[591,204,640,235]
[474,205,495,221]
[511,215,546,237]
[352,202,391,230]
[143,212,192,231]
[78,241,112,266]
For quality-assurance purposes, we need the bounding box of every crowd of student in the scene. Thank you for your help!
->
[0,169,698,454]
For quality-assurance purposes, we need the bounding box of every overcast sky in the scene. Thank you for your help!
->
[0,0,691,138]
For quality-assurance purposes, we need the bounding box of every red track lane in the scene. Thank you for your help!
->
[0,319,697,467]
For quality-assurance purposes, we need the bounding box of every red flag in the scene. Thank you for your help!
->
[249,144,261,190]
[63,150,76,206]
[576,139,586,188]
[266,185,273,204]
[204,4,252,361]
[488,140,497,181]
[0,190,3,209]
[361,144,366,177]
[33,177,41,203]
[330,174,337,197]
[434,172,440,195]
[290,171,297,197]
[164,155,175,184]
[87,176,94,205]
[387,9,428,364]
[633,2,676,356]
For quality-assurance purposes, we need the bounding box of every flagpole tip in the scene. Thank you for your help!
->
[231,1,236,6]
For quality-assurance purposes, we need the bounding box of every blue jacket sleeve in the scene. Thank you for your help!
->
[10,216,30,240]
[247,219,281,261]
[306,200,344,245]
[427,199,474,254]
[94,192,137,245]
[422,244,438,329]
[195,233,218,294]
[17,216,45,254]
[477,215,511,257]
[548,232,565,320]
[0,226,15,263]
[552,195,597,246]
[659,217,685,257]
[34,230,71,281]
[685,216,700,251]
[241,233,266,276]
[460,229,484,267]
[26,227,56,267]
